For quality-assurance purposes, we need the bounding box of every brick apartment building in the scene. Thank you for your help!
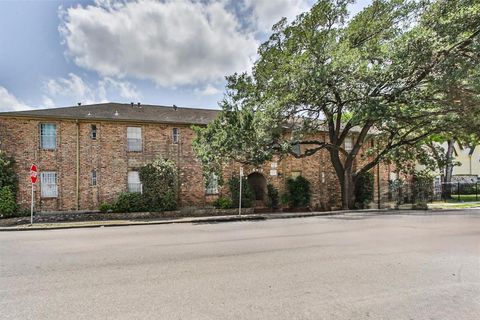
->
[0,103,393,212]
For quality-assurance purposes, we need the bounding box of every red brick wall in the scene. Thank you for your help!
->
[0,116,393,212]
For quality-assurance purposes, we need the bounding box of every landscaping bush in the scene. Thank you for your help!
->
[0,186,17,218]
[354,171,374,209]
[229,176,254,208]
[213,197,233,209]
[113,192,146,213]
[99,203,112,213]
[266,184,279,209]
[0,151,18,196]
[139,159,179,211]
[412,172,434,206]
[284,176,311,208]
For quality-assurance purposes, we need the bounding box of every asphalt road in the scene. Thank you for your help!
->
[1,211,480,320]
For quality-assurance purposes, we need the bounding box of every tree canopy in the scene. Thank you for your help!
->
[194,0,480,209]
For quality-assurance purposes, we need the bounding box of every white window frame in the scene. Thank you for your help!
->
[344,136,353,152]
[128,171,142,193]
[40,172,58,198]
[205,173,219,195]
[90,124,97,140]
[91,170,97,186]
[292,143,301,156]
[127,127,142,151]
[40,123,57,150]
[172,128,180,144]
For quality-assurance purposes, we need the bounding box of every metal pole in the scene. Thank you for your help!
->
[457,182,460,202]
[239,167,243,216]
[30,183,34,225]
[476,182,478,202]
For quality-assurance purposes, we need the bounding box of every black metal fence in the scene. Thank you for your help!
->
[386,180,480,205]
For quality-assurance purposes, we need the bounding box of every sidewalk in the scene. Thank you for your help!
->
[1,208,476,232]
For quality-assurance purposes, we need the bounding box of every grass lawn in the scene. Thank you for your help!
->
[446,194,480,202]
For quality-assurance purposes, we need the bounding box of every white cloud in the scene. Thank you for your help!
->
[59,0,258,87]
[244,0,312,32]
[194,84,222,96]
[43,73,140,107]
[0,87,30,111]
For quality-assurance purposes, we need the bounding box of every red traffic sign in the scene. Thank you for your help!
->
[30,164,38,184]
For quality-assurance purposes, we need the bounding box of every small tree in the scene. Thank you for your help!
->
[139,159,179,211]
[284,176,311,208]
[0,186,17,218]
[0,151,17,196]
[0,151,18,217]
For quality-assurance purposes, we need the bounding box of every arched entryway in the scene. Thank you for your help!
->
[247,172,267,206]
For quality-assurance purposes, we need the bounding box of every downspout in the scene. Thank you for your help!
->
[76,119,80,211]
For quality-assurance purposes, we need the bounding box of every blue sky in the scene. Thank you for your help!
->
[0,0,370,112]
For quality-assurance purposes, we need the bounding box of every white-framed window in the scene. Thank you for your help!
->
[128,171,142,193]
[172,128,180,144]
[291,171,301,179]
[292,143,301,156]
[40,123,57,150]
[205,173,219,195]
[344,136,353,152]
[127,127,142,151]
[40,172,58,198]
[90,124,97,140]
[91,170,97,186]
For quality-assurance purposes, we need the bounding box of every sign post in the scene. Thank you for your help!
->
[239,167,243,216]
[30,164,38,225]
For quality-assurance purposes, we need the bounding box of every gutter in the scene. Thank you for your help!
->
[76,119,80,211]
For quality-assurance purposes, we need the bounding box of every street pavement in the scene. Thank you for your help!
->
[1,210,479,319]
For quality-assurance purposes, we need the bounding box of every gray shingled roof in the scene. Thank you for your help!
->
[0,102,220,125]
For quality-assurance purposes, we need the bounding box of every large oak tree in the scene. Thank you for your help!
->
[194,0,480,209]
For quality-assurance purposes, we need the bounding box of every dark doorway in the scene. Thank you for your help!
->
[247,172,267,202]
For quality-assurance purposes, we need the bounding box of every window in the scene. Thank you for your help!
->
[172,128,180,144]
[91,170,97,186]
[291,171,301,179]
[40,124,57,150]
[127,127,142,151]
[128,171,142,193]
[40,172,58,198]
[205,173,219,195]
[344,136,353,152]
[292,143,301,156]
[90,125,97,140]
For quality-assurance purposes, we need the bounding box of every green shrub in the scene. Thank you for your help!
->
[0,152,18,196]
[161,190,177,211]
[354,171,374,209]
[266,184,279,209]
[412,172,434,205]
[0,186,17,218]
[229,176,254,208]
[113,192,146,213]
[99,203,111,213]
[139,159,178,211]
[285,176,311,208]
[213,197,233,209]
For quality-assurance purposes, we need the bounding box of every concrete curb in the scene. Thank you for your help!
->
[1,208,477,232]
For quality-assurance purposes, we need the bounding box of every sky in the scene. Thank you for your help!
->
[0,0,371,112]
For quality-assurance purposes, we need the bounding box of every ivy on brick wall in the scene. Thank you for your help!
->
[139,158,179,211]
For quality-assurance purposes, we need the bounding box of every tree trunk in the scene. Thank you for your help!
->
[442,139,455,199]
[341,169,356,209]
